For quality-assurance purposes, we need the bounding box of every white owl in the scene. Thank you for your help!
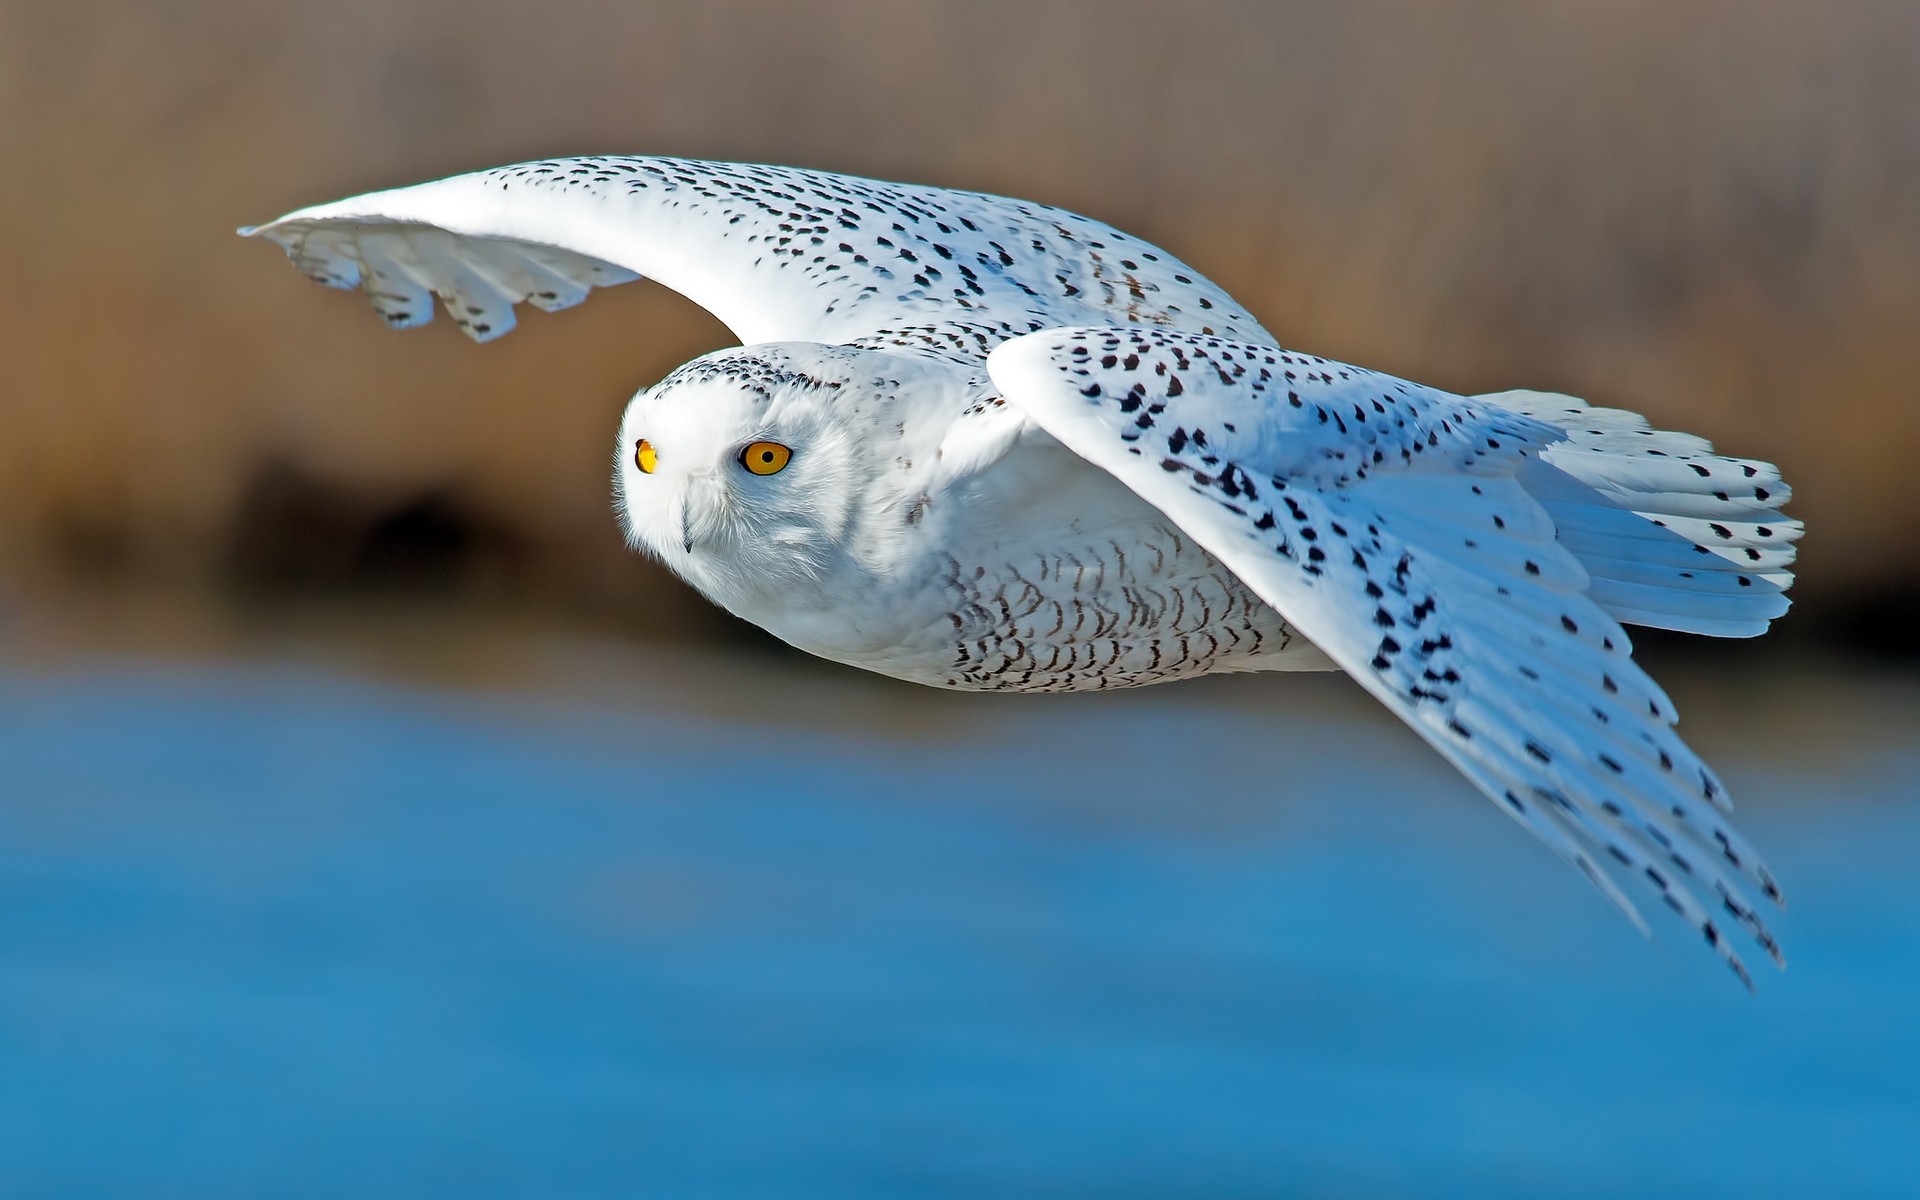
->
[244,157,1799,985]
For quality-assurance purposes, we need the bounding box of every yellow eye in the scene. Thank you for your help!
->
[634,439,657,474]
[740,441,792,475]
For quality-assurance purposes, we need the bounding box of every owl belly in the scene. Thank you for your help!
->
[703,426,1329,692]
[878,523,1326,693]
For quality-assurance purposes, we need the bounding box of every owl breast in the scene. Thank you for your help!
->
[896,524,1322,693]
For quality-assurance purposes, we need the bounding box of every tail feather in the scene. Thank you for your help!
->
[1482,390,1800,639]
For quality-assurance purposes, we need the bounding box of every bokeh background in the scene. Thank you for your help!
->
[3,2,1917,1197]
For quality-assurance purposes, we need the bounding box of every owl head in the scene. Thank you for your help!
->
[615,342,960,619]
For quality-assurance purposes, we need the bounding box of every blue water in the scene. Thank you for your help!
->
[0,655,1914,1198]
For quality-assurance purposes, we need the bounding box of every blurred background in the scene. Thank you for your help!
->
[2,1,1917,1197]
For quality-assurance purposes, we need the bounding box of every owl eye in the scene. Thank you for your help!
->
[739,441,792,475]
[634,439,657,474]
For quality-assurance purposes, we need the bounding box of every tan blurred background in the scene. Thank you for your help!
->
[4,0,1916,657]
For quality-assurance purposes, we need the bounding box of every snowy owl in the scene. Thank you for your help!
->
[243,156,1799,985]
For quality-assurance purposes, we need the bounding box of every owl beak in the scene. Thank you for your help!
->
[679,468,720,553]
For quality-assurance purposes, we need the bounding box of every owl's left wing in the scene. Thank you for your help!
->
[988,326,1785,986]
[241,156,1269,357]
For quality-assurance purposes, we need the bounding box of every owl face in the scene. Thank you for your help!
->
[614,344,877,604]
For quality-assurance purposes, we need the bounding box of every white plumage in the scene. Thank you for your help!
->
[243,156,1800,985]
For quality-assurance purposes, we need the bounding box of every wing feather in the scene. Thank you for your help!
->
[243,156,1270,355]
[990,326,1786,985]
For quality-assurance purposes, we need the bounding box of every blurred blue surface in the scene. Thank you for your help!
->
[0,657,1914,1198]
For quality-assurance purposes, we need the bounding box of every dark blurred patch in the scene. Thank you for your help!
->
[225,460,526,597]
[1824,582,1920,662]
[40,512,140,581]
[210,457,767,651]
[1628,584,1920,676]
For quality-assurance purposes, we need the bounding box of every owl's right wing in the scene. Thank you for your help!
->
[989,325,1788,987]
[241,156,1271,359]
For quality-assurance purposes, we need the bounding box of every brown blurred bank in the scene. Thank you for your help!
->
[3,0,1916,655]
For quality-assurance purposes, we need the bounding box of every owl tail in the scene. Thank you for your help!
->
[1481,390,1801,639]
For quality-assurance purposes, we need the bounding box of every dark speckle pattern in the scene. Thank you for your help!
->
[934,534,1300,693]
[249,155,1270,357]
[999,326,1788,987]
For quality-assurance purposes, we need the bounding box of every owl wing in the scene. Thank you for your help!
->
[988,326,1787,987]
[241,156,1271,357]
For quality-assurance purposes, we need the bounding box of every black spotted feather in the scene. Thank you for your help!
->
[992,326,1789,986]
